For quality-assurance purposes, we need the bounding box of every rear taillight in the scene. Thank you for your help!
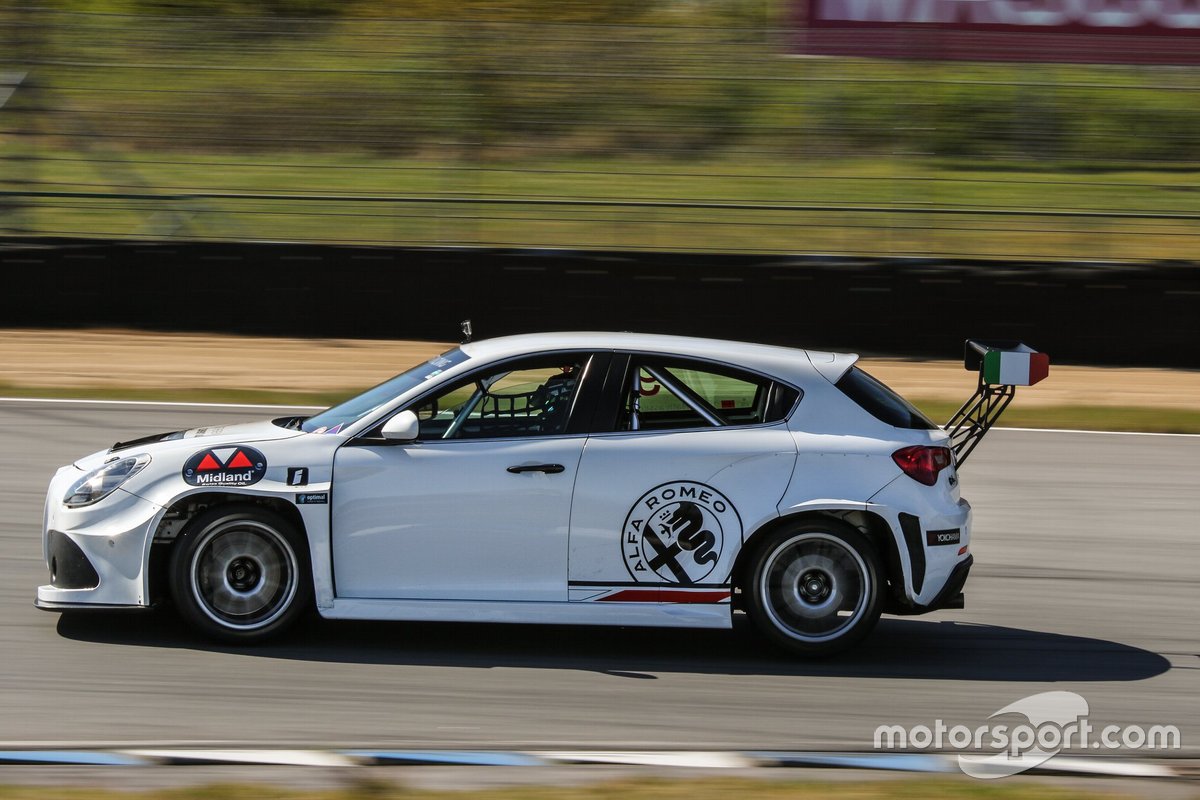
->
[892,445,953,486]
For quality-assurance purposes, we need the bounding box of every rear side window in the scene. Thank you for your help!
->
[617,359,800,432]
[835,366,937,430]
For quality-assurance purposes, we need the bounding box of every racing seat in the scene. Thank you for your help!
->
[530,369,577,434]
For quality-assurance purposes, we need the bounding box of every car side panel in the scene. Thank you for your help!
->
[324,597,731,628]
[330,436,586,601]
[568,424,797,601]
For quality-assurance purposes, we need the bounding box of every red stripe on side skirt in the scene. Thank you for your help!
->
[598,589,730,603]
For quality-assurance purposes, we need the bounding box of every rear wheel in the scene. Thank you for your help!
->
[746,519,883,657]
[169,505,311,643]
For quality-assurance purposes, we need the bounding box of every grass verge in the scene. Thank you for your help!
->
[0,383,344,408]
[1,384,1198,433]
[10,151,1200,259]
[0,777,1157,800]
[912,400,1200,435]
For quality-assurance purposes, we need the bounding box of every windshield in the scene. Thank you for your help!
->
[300,348,470,434]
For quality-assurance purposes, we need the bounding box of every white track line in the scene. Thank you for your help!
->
[1,397,1198,438]
[0,397,320,411]
[1028,756,1178,779]
[536,750,754,768]
[992,426,1200,439]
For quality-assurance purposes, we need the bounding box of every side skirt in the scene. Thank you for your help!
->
[322,598,732,629]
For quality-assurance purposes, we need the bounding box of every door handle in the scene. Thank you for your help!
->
[506,463,565,474]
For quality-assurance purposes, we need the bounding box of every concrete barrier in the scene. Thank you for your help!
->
[1,239,1195,367]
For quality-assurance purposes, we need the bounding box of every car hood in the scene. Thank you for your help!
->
[73,417,306,471]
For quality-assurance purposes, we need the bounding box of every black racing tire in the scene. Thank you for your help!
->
[745,519,884,657]
[168,504,311,643]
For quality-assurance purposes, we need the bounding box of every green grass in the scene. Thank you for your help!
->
[912,400,1200,435]
[4,7,1199,259]
[3,383,1197,433]
[0,777,1163,800]
[9,149,1200,259]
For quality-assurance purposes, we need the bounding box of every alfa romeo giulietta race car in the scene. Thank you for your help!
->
[37,333,1047,655]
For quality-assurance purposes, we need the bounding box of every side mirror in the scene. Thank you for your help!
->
[381,410,420,442]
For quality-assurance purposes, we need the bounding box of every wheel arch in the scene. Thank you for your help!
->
[731,505,905,611]
[147,492,310,606]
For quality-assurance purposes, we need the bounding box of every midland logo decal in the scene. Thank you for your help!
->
[623,481,740,584]
[182,446,267,487]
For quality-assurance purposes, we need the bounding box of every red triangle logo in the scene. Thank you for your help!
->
[197,453,221,471]
[227,451,253,469]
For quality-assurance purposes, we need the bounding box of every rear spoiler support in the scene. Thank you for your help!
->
[946,340,1049,465]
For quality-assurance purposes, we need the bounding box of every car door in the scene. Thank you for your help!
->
[568,354,800,603]
[332,352,606,601]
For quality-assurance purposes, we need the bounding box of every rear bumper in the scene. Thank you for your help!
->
[929,553,973,610]
[867,491,972,607]
[887,554,973,615]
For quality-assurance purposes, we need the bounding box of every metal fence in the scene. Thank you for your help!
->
[2,6,1199,260]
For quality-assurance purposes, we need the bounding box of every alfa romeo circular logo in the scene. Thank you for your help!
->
[622,481,740,584]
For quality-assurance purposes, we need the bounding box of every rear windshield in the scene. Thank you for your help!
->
[835,366,937,430]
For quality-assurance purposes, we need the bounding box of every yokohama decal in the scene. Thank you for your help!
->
[182,446,267,487]
[622,481,741,585]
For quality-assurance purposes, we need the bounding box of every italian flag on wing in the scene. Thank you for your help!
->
[983,349,1050,386]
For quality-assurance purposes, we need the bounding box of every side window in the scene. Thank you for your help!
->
[413,357,586,440]
[669,367,762,422]
[621,368,710,431]
[617,358,798,432]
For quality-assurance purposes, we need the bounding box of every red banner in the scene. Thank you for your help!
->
[796,0,1200,63]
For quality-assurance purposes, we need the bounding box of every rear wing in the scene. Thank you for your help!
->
[946,340,1049,465]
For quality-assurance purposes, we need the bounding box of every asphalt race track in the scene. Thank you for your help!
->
[1,400,1196,752]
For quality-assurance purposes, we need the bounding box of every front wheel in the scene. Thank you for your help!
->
[745,520,884,657]
[169,505,311,643]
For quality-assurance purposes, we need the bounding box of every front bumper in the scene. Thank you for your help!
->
[35,599,153,611]
[36,467,162,610]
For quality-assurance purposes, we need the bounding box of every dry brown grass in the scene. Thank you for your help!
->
[1,329,1196,412]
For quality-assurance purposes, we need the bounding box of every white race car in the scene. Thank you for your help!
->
[36,333,1047,655]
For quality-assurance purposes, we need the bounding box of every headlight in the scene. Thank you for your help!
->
[63,454,152,508]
